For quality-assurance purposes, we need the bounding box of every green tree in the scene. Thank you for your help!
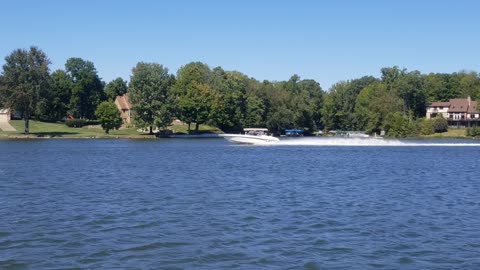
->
[128,62,174,134]
[244,95,266,127]
[297,79,324,131]
[419,118,435,135]
[424,73,455,102]
[381,67,427,118]
[66,58,105,119]
[0,47,51,133]
[210,70,248,132]
[37,70,72,121]
[173,62,215,133]
[95,101,122,134]
[105,77,127,101]
[267,105,294,135]
[354,83,404,134]
[383,112,410,137]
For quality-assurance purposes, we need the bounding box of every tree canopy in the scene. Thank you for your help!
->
[95,101,122,134]
[128,62,175,134]
[66,57,105,119]
[105,77,127,101]
[2,47,480,138]
[0,47,51,133]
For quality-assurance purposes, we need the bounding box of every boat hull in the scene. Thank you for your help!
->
[220,134,279,145]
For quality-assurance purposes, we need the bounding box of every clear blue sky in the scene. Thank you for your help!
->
[1,0,479,90]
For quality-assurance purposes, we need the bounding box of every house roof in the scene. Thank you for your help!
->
[448,99,470,113]
[467,101,479,114]
[428,102,450,107]
[115,94,131,110]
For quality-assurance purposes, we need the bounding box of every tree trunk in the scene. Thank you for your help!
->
[24,114,30,134]
[187,123,191,134]
[195,122,199,132]
[149,126,153,135]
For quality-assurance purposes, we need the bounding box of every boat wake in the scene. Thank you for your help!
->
[275,137,480,147]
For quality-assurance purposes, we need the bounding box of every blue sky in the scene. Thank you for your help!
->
[1,0,479,90]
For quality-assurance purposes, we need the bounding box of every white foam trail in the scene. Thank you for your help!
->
[276,137,480,147]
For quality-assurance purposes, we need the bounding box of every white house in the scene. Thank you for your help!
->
[426,102,450,119]
[426,97,480,127]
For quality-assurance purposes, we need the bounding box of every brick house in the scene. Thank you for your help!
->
[114,94,132,124]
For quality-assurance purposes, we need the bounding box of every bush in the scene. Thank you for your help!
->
[384,112,409,137]
[65,119,87,128]
[466,126,480,137]
[420,118,434,135]
[433,117,448,133]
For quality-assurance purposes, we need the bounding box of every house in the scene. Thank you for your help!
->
[0,108,11,122]
[114,94,132,124]
[426,101,450,119]
[426,97,480,127]
[467,100,479,120]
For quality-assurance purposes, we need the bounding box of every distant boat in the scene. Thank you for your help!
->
[330,130,371,138]
[220,128,279,145]
[284,129,304,137]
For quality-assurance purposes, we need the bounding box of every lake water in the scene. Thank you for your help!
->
[1,138,480,269]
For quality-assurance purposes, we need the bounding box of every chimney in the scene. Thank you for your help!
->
[468,96,471,107]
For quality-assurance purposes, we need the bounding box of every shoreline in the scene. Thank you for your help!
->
[0,134,159,140]
[0,134,477,140]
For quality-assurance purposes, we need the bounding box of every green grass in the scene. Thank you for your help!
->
[168,123,221,134]
[0,120,221,138]
[421,128,467,139]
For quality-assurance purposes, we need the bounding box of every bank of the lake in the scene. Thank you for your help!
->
[0,120,221,139]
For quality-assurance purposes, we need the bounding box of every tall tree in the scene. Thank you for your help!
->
[37,70,72,121]
[381,67,427,118]
[210,70,248,132]
[105,77,127,101]
[0,47,51,133]
[65,58,105,119]
[173,62,215,132]
[128,62,174,134]
[354,83,403,133]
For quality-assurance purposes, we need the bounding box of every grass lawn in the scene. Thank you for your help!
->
[421,128,467,139]
[0,120,221,138]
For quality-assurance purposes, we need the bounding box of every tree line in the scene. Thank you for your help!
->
[1,46,480,136]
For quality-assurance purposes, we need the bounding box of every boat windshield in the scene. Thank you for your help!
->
[244,128,268,136]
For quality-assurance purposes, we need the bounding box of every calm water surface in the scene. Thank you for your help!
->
[1,138,480,269]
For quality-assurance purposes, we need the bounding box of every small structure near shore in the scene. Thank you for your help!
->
[0,108,11,122]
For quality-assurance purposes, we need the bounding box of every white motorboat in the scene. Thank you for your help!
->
[220,128,279,145]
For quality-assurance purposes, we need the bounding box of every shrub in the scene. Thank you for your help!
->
[65,119,87,128]
[433,117,448,133]
[384,112,409,137]
[466,126,480,137]
[420,118,434,135]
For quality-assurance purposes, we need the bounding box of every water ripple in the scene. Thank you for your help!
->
[1,139,480,269]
